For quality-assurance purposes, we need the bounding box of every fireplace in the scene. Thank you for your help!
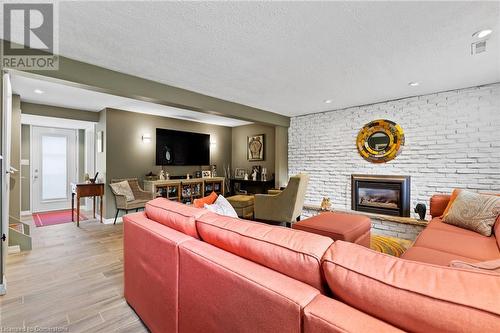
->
[351,175,411,217]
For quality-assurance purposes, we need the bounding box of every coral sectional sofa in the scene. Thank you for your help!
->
[402,194,500,265]
[123,197,500,333]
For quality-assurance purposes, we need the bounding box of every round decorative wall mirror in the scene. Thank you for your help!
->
[356,119,405,163]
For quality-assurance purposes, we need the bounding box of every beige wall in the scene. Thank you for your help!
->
[21,102,100,122]
[274,126,288,188]
[9,95,21,220]
[103,108,233,218]
[231,124,276,178]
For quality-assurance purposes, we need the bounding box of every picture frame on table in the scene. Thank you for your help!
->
[201,170,212,178]
[234,168,246,179]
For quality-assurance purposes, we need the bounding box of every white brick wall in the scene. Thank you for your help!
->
[289,83,500,219]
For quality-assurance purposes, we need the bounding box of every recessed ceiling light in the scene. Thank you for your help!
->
[324,99,333,104]
[473,29,492,39]
[34,89,44,94]
[408,82,419,87]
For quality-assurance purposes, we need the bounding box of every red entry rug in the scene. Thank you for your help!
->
[33,210,87,227]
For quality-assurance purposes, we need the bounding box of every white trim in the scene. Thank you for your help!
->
[21,210,31,216]
[0,278,6,296]
[21,114,95,130]
[8,246,20,254]
[103,217,122,225]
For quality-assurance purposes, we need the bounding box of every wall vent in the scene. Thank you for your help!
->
[471,40,487,55]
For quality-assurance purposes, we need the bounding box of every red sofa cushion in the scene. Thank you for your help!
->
[322,241,500,333]
[145,198,207,239]
[195,211,333,292]
[413,226,500,261]
[178,239,319,333]
[402,246,478,266]
[429,194,451,218]
[303,295,403,333]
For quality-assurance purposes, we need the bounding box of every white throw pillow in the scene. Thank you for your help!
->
[110,180,135,202]
[204,195,239,218]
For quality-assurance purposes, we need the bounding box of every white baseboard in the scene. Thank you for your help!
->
[8,245,21,254]
[0,277,6,296]
[103,217,122,225]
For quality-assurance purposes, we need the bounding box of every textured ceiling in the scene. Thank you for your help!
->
[3,1,500,116]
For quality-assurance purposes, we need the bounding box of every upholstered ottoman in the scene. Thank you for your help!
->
[226,195,254,220]
[292,212,371,247]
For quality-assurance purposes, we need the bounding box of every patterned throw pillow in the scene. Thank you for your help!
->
[443,190,500,236]
[110,181,135,202]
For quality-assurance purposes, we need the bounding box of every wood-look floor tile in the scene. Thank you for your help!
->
[0,215,149,332]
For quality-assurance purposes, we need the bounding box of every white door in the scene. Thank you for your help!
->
[32,126,77,212]
[1,72,12,295]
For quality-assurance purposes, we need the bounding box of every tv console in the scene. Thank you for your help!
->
[144,177,225,204]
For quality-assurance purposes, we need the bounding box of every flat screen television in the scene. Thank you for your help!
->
[156,128,210,166]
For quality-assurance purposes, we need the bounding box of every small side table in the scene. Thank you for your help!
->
[71,183,104,227]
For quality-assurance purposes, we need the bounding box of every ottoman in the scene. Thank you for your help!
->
[292,211,371,247]
[226,195,254,220]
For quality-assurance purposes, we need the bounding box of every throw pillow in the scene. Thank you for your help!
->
[110,181,135,202]
[449,259,500,274]
[440,188,462,218]
[193,191,218,208]
[442,190,500,236]
[204,195,239,218]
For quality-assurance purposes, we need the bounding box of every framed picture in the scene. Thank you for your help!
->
[97,131,104,153]
[235,168,246,179]
[247,134,264,161]
[201,170,212,178]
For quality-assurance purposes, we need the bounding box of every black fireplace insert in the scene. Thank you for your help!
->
[351,175,411,217]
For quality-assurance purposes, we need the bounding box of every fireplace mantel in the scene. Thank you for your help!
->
[303,204,428,227]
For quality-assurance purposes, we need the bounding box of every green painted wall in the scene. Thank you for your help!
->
[9,95,21,221]
[102,108,233,219]
[21,102,100,122]
[21,124,30,212]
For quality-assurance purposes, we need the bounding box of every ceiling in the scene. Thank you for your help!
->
[3,2,500,116]
[10,74,252,127]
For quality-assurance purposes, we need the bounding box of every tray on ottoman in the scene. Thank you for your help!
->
[292,212,371,247]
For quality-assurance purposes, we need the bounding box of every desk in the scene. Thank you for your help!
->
[71,183,104,227]
[230,178,275,195]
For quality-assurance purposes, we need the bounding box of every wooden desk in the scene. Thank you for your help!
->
[230,178,275,195]
[71,183,104,227]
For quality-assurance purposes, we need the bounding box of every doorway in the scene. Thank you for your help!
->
[31,126,78,213]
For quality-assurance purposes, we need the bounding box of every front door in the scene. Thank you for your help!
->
[32,126,77,212]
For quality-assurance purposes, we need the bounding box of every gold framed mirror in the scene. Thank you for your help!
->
[356,119,405,163]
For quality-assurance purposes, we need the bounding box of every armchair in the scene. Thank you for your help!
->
[110,178,155,224]
[254,173,309,227]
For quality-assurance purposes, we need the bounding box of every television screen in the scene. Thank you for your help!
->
[156,128,210,166]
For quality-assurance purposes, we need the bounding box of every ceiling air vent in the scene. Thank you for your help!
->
[471,40,487,55]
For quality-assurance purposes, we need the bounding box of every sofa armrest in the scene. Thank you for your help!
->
[303,295,403,333]
[123,212,193,333]
[429,194,451,218]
